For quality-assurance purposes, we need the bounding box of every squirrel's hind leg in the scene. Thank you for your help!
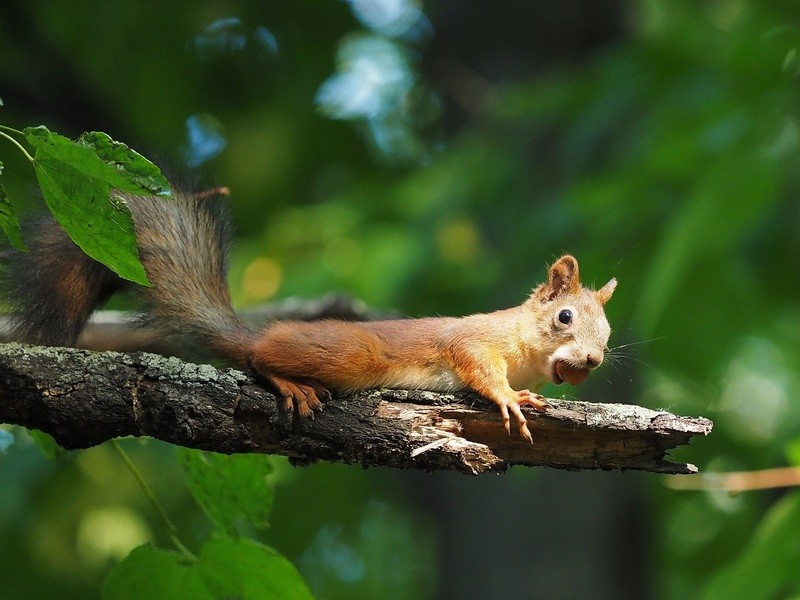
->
[265,373,330,418]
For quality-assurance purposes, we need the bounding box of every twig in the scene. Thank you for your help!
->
[666,466,800,492]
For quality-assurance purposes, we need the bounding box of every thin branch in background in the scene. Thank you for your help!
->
[666,466,800,492]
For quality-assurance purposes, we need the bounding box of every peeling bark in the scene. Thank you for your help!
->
[0,343,712,475]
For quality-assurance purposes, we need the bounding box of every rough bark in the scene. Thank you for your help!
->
[0,343,712,475]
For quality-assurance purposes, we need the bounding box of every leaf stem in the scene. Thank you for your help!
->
[111,440,197,561]
[0,124,25,136]
[0,127,34,163]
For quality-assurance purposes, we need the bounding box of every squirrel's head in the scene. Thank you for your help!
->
[528,255,616,386]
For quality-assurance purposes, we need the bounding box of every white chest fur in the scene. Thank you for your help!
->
[382,365,465,392]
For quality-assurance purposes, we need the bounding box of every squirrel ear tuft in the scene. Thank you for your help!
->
[597,278,617,305]
[535,255,581,302]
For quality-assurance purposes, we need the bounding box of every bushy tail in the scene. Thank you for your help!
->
[5,188,256,366]
[4,219,121,345]
[127,190,256,365]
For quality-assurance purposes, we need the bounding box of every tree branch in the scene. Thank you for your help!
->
[0,343,712,475]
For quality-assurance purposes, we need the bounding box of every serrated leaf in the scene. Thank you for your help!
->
[30,153,149,285]
[77,131,171,196]
[24,126,169,195]
[0,181,26,251]
[103,539,314,600]
[23,126,148,283]
[179,449,274,536]
[25,126,146,192]
[21,126,175,285]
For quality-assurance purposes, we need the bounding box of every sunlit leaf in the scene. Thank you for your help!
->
[785,438,800,467]
[103,539,313,600]
[179,449,274,536]
[199,537,314,599]
[102,545,206,600]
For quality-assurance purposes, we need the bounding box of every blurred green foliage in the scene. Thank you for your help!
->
[2,0,800,598]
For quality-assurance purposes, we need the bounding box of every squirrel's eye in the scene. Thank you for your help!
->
[558,309,573,325]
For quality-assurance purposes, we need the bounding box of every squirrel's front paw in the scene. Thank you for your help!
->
[495,396,535,444]
[496,390,548,444]
[516,389,548,412]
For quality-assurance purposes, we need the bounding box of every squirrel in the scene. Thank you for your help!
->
[4,186,617,442]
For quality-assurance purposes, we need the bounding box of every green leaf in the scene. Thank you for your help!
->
[0,177,26,251]
[199,538,315,600]
[179,449,274,536]
[786,437,800,466]
[103,545,207,600]
[76,131,171,196]
[24,126,167,195]
[27,429,64,460]
[23,126,152,285]
[103,539,314,600]
[701,491,800,600]
[32,155,149,285]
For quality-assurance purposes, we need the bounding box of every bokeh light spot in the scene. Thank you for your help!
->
[242,257,283,303]
[182,113,227,167]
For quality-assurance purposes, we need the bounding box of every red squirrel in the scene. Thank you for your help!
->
[5,187,616,442]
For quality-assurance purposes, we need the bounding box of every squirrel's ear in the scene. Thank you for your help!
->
[597,278,617,305]
[534,255,581,302]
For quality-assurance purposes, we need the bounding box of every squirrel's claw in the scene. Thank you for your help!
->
[498,403,512,436]
[507,399,534,444]
[269,373,328,418]
[519,422,533,444]
[495,396,534,443]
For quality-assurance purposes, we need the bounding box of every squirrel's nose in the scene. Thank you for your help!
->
[586,352,603,369]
